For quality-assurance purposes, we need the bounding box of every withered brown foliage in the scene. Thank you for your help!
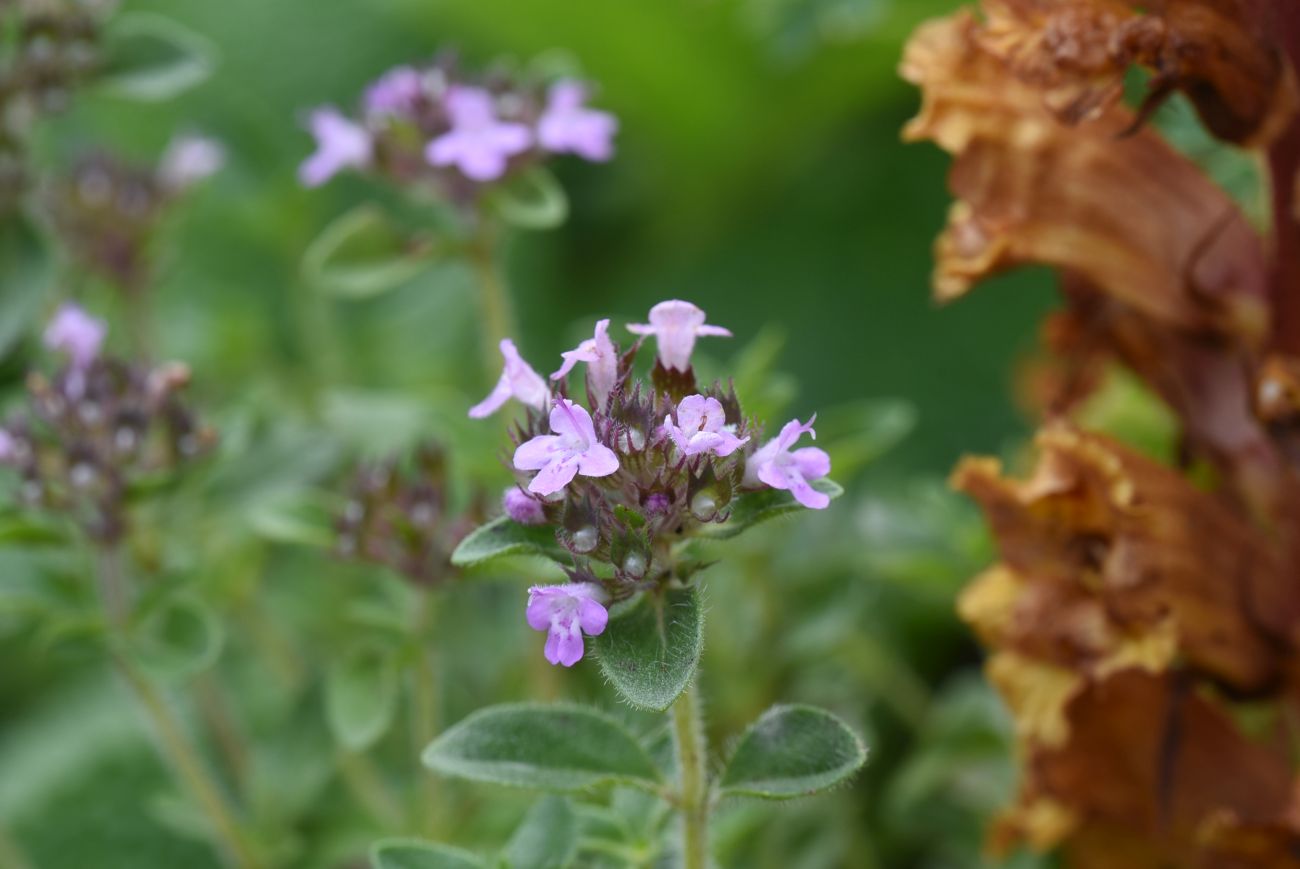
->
[903,2,1300,866]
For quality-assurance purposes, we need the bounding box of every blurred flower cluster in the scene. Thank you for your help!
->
[0,304,215,544]
[300,54,617,202]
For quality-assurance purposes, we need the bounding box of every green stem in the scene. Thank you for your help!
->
[671,684,710,869]
[194,672,252,798]
[95,550,262,869]
[338,749,405,831]
[467,223,515,380]
[409,590,442,837]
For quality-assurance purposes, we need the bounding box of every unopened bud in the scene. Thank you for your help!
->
[622,552,646,579]
[571,526,599,553]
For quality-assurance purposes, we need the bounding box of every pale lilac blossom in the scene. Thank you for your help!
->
[426,87,531,181]
[0,430,14,463]
[44,304,105,369]
[299,107,372,187]
[745,416,832,509]
[526,581,608,667]
[513,399,619,496]
[364,66,424,117]
[627,300,731,371]
[663,395,749,457]
[503,487,546,525]
[552,318,618,405]
[537,80,617,161]
[469,339,550,419]
[158,134,225,191]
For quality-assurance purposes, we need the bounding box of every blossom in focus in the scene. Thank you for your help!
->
[513,399,619,496]
[363,65,424,117]
[158,134,225,191]
[44,303,105,369]
[503,487,546,525]
[526,581,609,667]
[664,394,748,457]
[552,318,619,405]
[537,80,617,161]
[469,339,550,418]
[628,300,731,371]
[425,87,532,182]
[299,107,372,187]
[745,416,831,509]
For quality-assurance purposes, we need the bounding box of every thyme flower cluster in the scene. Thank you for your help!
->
[0,305,215,543]
[471,300,832,666]
[299,55,616,198]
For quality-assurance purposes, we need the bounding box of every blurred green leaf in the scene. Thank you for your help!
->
[0,511,71,547]
[701,478,842,540]
[486,167,569,230]
[0,217,51,361]
[719,705,867,799]
[303,205,443,299]
[326,642,399,751]
[130,594,223,681]
[451,516,566,569]
[593,587,702,712]
[819,399,917,478]
[502,795,577,869]
[371,838,486,869]
[422,704,660,792]
[248,491,336,549]
[98,13,218,101]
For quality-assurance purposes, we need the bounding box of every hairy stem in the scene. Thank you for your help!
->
[96,550,261,869]
[671,683,710,869]
[467,222,515,380]
[409,590,442,836]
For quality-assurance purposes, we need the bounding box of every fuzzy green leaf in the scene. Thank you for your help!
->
[98,13,218,101]
[0,218,51,361]
[719,705,867,800]
[593,587,703,712]
[422,704,659,792]
[302,205,440,299]
[702,478,843,541]
[502,795,578,869]
[326,643,399,751]
[131,594,224,681]
[371,838,486,869]
[487,167,569,230]
[450,516,566,568]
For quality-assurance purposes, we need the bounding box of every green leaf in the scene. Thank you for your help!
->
[422,703,660,792]
[302,205,441,299]
[131,594,224,680]
[0,511,70,547]
[593,587,703,712]
[248,492,336,549]
[719,705,867,800]
[450,516,566,568]
[502,795,578,869]
[486,167,569,230]
[371,838,486,869]
[819,399,917,478]
[0,218,51,361]
[98,13,218,101]
[326,642,399,751]
[701,478,843,541]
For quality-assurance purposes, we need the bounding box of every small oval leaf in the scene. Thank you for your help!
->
[503,795,577,869]
[422,704,660,792]
[593,587,703,712]
[131,594,224,680]
[450,516,566,568]
[719,705,867,800]
[371,838,485,869]
[702,478,843,541]
[0,217,52,361]
[302,205,439,299]
[487,167,569,230]
[98,13,218,101]
[326,642,399,751]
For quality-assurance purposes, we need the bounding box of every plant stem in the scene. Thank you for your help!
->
[338,749,405,831]
[95,550,262,869]
[671,684,710,869]
[467,222,515,380]
[195,672,252,798]
[409,590,442,837]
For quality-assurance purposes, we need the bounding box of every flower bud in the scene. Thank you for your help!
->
[570,526,599,553]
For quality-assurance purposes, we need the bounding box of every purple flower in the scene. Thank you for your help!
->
[526,581,609,667]
[627,300,731,372]
[426,87,532,182]
[363,66,424,117]
[664,394,749,458]
[299,107,372,187]
[503,487,546,525]
[0,429,14,464]
[158,134,225,191]
[552,318,618,406]
[514,399,619,496]
[745,416,832,509]
[44,304,106,369]
[537,80,617,162]
[470,339,550,419]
